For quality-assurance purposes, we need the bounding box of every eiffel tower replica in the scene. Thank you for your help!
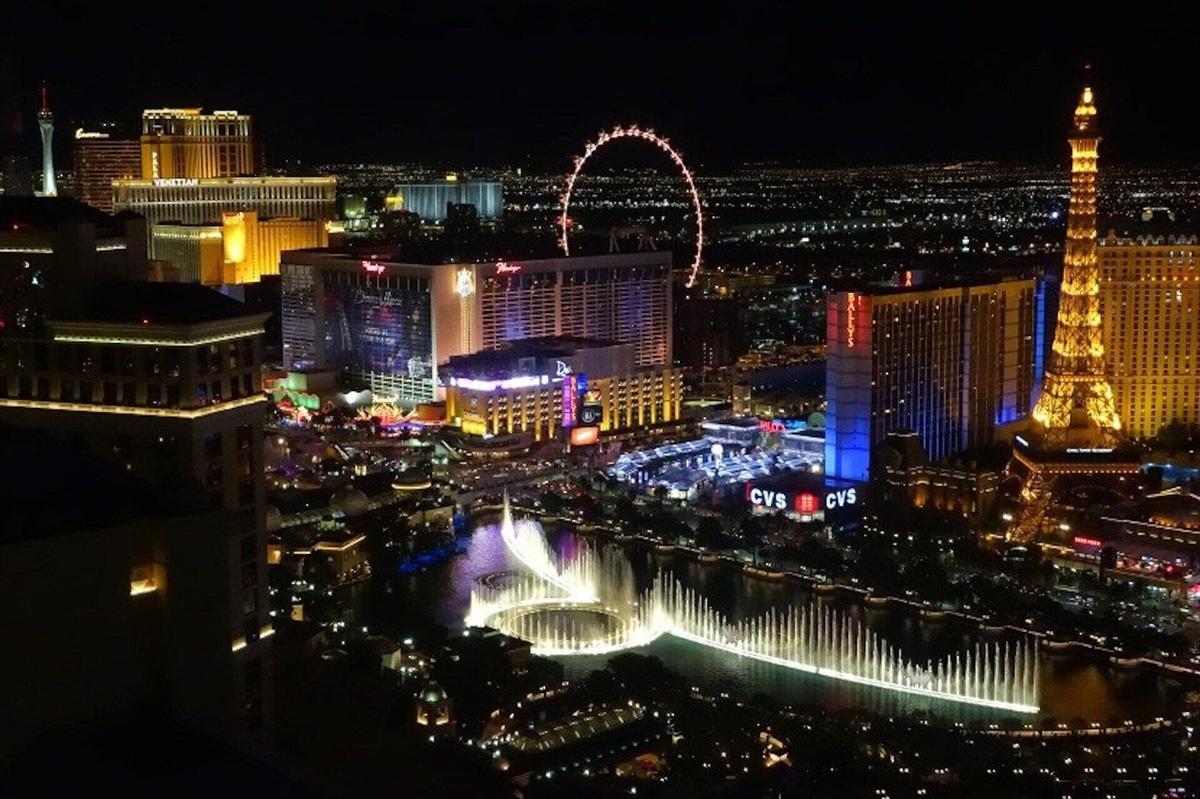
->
[1008,81,1140,541]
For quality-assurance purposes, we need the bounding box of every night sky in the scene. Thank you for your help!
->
[2,4,1196,169]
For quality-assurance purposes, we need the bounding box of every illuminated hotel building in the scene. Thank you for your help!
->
[0,280,273,743]
[141,108,255,179]
[1098,216,1200,438]
[113,176,337,259]
[73,130,141,212]
[442,337,682,442]
[153,211,330,285]
[391,177,503,221]
[280,249,672,403]
[825,276,1040,482]
[114,176,336,228]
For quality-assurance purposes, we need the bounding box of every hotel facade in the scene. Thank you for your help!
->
[0,280,274,744]
[152,210,330,285]
[114,176,337,230]
[442,337,682,442]
[825,276,1042,482]
[113,176,337,265]
[73,131,141,213]
[141,108,256,180]
[280,250,673,403]
[1098,221,1200,439]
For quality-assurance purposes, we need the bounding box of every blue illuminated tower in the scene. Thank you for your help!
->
[37,85,57,197]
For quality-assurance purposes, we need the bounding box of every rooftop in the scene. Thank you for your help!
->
[441,335,632,383]
[1100,209,1198,243]
[0,195,139,235]
[58,282,258,326]
[843,267,1039,298]
[283,243,672,268]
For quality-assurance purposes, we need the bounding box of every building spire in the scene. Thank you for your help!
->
[37,84,56,196]
[1073,84,1097,135]
[1029,79,1119,443]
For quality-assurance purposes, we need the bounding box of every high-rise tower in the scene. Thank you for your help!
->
[1008,82,1139,540]
[1029,84,1119,444]
[37,85,57,197]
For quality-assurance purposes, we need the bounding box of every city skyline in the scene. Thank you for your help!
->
[3,12,1200,797]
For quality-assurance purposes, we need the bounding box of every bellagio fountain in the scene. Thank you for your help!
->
[466,497,1039,714]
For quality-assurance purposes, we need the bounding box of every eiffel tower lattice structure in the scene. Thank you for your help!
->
[1007,81,1140,541]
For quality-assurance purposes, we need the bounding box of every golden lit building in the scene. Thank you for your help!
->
[114,176,337,230]
[1009,83,1140,540]
[1028,85,1121,443]
[1098,215,1200,438]
[152,211,330,285]
[442,337,682,442]
[141,108,255,179]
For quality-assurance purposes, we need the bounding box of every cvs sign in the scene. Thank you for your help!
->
[746,485,789,511]
[744,484,822,515]
[824,488,857,509]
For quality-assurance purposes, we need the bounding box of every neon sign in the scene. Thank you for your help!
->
[825,488,857,509]
[846,293,858,349]
[744,485,826,515]
[450,375,546,392]
[455,268,475,298]
[495,261,521,275]
[562,374,578,428]
[361,260,386,275]
[1073,536,1103,548]
[757,418,805,434]
[746,486,789,511]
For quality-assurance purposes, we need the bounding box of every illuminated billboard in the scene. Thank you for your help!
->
[569,426,599,446]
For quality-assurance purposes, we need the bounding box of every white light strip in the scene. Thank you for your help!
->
[53,328,264,347]
[0,394,266,419]
[0,247,53,254]
[668,629,1040,714]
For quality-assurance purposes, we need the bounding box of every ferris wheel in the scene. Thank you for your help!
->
[558,124,704,288]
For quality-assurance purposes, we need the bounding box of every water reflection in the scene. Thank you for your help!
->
[387,519,1186,724]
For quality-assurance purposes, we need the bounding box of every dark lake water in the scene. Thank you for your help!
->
[374,520,1189,725]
